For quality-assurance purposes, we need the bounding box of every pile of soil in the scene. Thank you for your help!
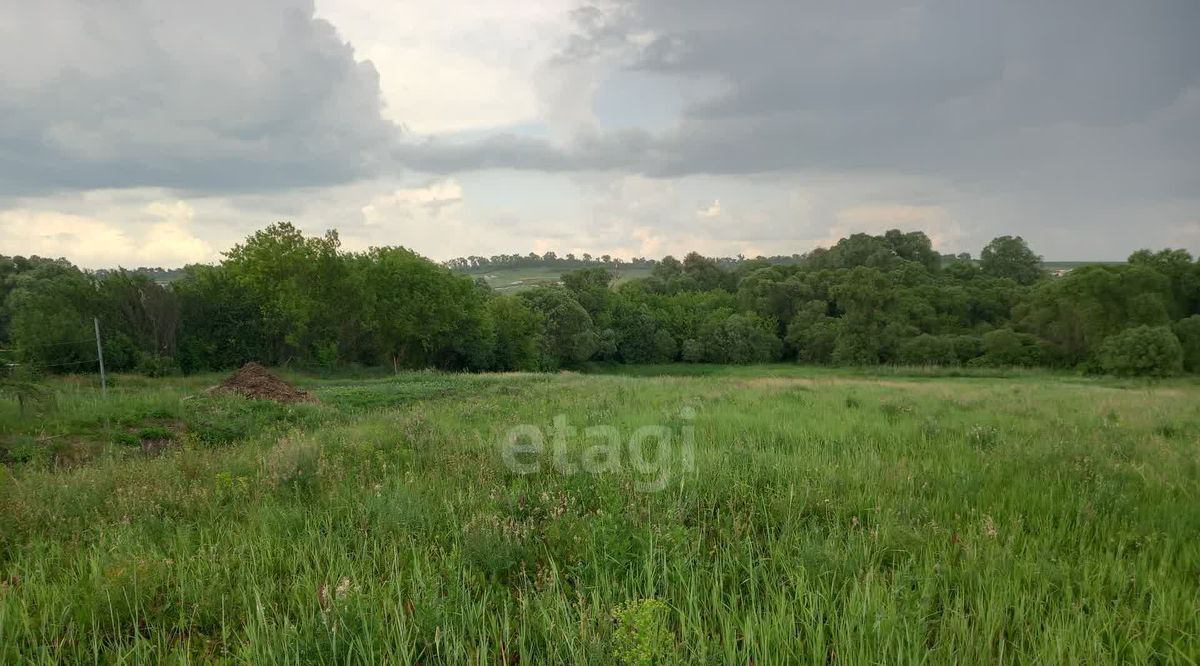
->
[208,362,319,404]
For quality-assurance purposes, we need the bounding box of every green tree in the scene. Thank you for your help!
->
[980,236,1044,285]
[698,313,781,363]
[175,265,273,372]
[489,295,543,371]
[1172,315,1200,372]
[6,259,97,371]
[520,286,597,369]
[561,267,615,324]
[1017,264,1173,365]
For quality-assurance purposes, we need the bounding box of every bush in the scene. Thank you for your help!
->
[135,353,179,377]
[652,329,677,362]
[951,335,986,364]
[1098,325,1183,377]
[896,334,958,366]
[973,328,1043,367]
[611,598,675,665]
[1174,315,1200,372]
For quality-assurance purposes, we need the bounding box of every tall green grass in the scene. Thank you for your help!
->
[0,369,1197,662]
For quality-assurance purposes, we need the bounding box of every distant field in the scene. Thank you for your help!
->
[1,367,1197,662]
[1042,260,1125,271]
[462,265,654,293]
[460,261,1124,292]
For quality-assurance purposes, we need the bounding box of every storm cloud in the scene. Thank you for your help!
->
[2,0,1197,263]
[0,0,396,195]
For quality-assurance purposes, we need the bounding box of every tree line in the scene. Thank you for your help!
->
[2,223,1198,377]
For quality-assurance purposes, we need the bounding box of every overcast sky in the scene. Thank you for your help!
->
[2,0,1197,267]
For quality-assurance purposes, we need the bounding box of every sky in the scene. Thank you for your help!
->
[1,0,1198,268]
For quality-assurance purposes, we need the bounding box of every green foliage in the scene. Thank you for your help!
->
[974,328,1044,367]
[1017,264,1174,365]
[488,295,543,371]
[4,226,1200,379]
[896,334,959,366]
[611,598,675,665]
[980,235,1044,285]
[0,367,50,416]
[175,264,273,372]
[1174,315,1200,372]
[1098,325,1183,377]
[521,286,598,369]
[698,313,781,363]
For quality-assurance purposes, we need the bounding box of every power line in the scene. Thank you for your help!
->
[30,358,100,369]
[0,337,96,351]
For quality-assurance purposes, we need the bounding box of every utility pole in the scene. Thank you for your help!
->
[94,317,107,398]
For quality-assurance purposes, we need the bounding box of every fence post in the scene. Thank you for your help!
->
[94,317,107,397]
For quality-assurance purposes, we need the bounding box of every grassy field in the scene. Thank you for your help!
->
[1,367,1198,663]
[462,266,654,293]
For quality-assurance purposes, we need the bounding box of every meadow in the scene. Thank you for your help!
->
[0,366,1198,663]
[464,265,654,293]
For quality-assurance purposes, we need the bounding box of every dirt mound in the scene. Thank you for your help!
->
[209,362,319,404]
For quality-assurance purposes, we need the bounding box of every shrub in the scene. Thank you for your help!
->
[1098,325,1183,377]
[973,328,1043,367]
[951,335,985,364]
[896,334,958,366]
[135,353,179,377]
[611,598,675,665]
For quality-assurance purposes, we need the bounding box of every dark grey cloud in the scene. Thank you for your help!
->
[0,0,396,195]
[415,0,1200,207]
[630,0,1200,183]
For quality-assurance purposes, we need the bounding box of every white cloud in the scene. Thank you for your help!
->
[696,199,721,219]
[0,200,213,268]
[361,179,464,225]
[316,0,577,135]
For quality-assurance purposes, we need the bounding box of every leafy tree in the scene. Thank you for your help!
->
[520,286,597,369]
[489,295,543,371]
[222,222,349,361]
[561,267,615,324]
[1129,249,1198,317]
[785,301,838,363]
[682,252,730,291]
[652,329,677,362]
[6,259,97,371]
[175,265,273,372]
[736,268,811,335]
[1172,315,1200,373]
[1016,264,1173,365]
[980,236,1043,285]
[698,313,781,364]
[1098,326,1183,377]
[352,247,489,370]
[883,229,940,272]
[98,271,181,371]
